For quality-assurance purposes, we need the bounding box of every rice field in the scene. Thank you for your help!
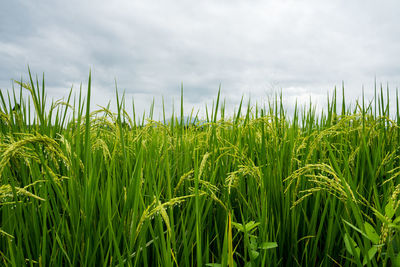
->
[1,71,400,266]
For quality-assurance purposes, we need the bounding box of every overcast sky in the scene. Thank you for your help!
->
[1,0,400,118]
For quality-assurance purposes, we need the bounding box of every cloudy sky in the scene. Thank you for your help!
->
[1,0,400,118]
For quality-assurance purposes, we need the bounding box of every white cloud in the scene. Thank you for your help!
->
[1,0,400,119]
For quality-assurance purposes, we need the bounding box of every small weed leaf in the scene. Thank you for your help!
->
[364,222,380,244]
[393,253,400,267]
[394,216,400,224]
[231,221,260,234]
[362,246,378,266]
[344,233,360,258]
[249,249,259,260]
[259,242,278,250]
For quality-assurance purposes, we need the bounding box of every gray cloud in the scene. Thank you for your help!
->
[1,0,400,118]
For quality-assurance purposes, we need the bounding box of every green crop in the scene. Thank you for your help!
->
[1,70,400,266]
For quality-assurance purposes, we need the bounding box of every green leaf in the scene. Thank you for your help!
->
[388,223,400,230]
[249,236,258,250]
[364,222,380,244]
[344,233,360,257]
[392,252,400,267]
[385,199,395,219]
[232,221,260,234]
[259,242,278,250]
[344,234,353,255]
[393,216,400,224]
[362,246,377,266]
[206,264,222,267]
[250,249,259,260]
[244,221,260,233]
[343,219,369,240]
[232,222,244,232]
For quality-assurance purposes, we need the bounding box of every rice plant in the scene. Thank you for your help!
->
[1,70,400,266]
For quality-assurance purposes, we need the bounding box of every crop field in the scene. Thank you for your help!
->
[2,72,400,266]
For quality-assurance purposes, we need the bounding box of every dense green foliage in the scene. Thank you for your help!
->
[1,71,400,266]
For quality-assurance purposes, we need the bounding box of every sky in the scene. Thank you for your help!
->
[1,0,400,119]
